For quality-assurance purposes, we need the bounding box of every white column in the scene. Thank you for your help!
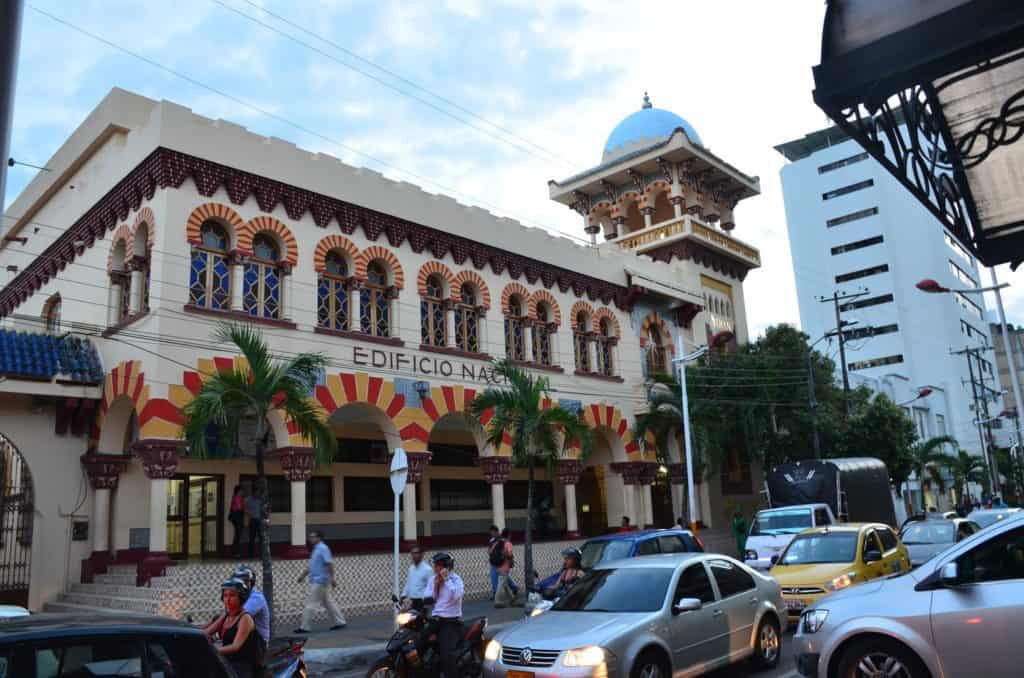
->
[148,478,169,553]
[280,270,292,320]
[523,321,534,362]
[290,481,306,548]
[476,309,487,354]
[446,304,458,349]
[230,262,245,312]
[564,484,578,535]
[107,282,122,326]
[642,485,654,527]
[699,482,713,529]
[418,479,432,537]
[642,208,654,229]
[622,485,636,526]
[403,484,417,542]
[671,484,684,523]
[388,291,399,338]
[350,284,362,331]
[128,270,144,315]
[93,487,111,553]
[491,483,506,531]
[587,338,599,373]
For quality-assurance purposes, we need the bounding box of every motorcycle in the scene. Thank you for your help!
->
[366,596,487,678]
[188,614,308,678]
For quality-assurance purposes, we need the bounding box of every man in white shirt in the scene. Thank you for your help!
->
[429,552,464,678]
[402,545,432,610]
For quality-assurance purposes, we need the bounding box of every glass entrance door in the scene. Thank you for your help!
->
[167,474,223,559]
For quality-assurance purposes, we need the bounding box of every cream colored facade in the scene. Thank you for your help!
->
[0,89,763,608]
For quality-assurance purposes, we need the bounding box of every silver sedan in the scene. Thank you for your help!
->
[483,553,784,678]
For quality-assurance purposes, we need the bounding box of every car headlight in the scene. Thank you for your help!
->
[563,646,605,667]
[824,572,857,591]
[744,549,759,561]
[801,609,829,634]
[484,640,501,662]
[530,606,545,617]
[395,612,414,627]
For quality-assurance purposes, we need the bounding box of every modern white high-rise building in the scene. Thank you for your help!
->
[776,125,1002,473]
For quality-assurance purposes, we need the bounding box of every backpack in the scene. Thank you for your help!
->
[489,539,506,567]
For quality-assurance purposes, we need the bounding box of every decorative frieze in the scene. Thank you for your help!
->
[556,458,584,485]
[611,461,659,486]
[80,452,130,490]
[131,439,182,479]
[275,446,316,483]
[479,456,512,484]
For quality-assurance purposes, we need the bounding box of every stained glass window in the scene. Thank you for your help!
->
[534,302,553,366]
[598,317,615,376]
[190,221,231,310]
[361,260,390,337]
[421,274,446,347]
[318,250,349,331]
[505,296,525,361]
[244,234,281,319]
[646,325,667,375]
[573,311,590,372]
[455,282,479,353]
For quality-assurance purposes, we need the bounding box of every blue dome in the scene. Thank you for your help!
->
[603,95,702,160]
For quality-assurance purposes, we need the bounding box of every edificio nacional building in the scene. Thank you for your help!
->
[0,89,762,611]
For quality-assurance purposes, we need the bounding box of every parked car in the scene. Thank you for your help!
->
[794,512,1024,677]
[744,503,835,572]
[899,518,981,568]
[0,605,29,619]
[579,529,703,570]
[771,523,910,624]
[968,506,1022,529]
[484,553,784,678]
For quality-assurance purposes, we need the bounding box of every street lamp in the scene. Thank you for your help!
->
[673,330,733,533]
[897,387,934,407]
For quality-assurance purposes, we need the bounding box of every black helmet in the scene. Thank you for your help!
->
[220,577,250,603]
[562,547,582,564]
[232,566,256,591]
[431,552,454,569]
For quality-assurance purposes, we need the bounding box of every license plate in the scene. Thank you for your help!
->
[507,671,534,678]
[784,598,806,612]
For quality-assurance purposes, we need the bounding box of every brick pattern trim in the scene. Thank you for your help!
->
[107,224,133,273]
[450,270,491,309]
[593,307,621,336]
[237,216,299,266]
[131,207,156,252]
[355,245,405,289]
[313,234,360,273]
[569,301,595,331]
[500,282,530,316]
[185,202,245,246]
[645,239,751,281]
[528,289,562,326]
[417,261,455,298]
[0,148,631,316]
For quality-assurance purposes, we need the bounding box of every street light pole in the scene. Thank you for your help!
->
[675,334,705,534]
[988,268,1024,477]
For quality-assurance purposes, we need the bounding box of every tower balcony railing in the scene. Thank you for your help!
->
[608,215,761,268]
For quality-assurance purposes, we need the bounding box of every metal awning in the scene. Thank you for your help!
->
[625,268,704,306]
[813,0,1024,268]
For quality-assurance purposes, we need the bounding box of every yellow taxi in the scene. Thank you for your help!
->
[770,522,910,624]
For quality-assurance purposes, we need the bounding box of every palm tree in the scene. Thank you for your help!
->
[181,323,337,618]
[942,448,988,504]
[903,435,956,512]
[469,360,593,588]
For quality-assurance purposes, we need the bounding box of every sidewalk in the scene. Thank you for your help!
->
[302,599,527,674]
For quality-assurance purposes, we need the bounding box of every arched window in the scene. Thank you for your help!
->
[573,311,591,372]
[190,221,231,310]
[361,260,390,337]
[318,250,350,331]
[597,317,616,376]
[505,295,526,361]
[42,294,61,333]
[533,302,554,366]
[420,274,447,347]
[646,324,667,375]
[111,240,131,322]
[454,282,479,353]
[133,223,150,314]
[244,233,282,319]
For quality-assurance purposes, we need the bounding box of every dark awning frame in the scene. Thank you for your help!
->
[813,0,1024,269]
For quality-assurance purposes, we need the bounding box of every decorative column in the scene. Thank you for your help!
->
[229,251,246,313]
[586,334,599,374]
[476,307,488,355]
[132,439,181,586]
[445,299,458,349]
[397,451,432,548]
[557,459,584,538]
[127,255,146,315]
[279,263,293,321]
[667,463,686,524]
[641,206,655,229]
[387,286,401,337]
[277,447,316,559]
[348,279,363,331]
[610,216,627,240]
[670,196,685,219]
[481,456,511,531]
[522,319,534,363]
[79,452,129,582]
[106,274,123,327]
[611,461,659,528]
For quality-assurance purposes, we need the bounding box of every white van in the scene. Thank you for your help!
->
[743,503,835,571]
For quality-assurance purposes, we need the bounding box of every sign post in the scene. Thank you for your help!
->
[389,448,409,602]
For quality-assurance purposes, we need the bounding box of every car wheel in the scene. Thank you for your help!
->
[751,615,781,669]
[836,637,928,678]
[630,650,669,678]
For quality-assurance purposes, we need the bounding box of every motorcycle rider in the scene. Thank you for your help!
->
[546,547,583,598]
[429,552,464,678]
[233,566,270,645]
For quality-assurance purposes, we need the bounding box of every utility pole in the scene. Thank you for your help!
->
[0,0,24,209]
[818,289,869,416]
[955,345,999,494]
[807,350,821,459]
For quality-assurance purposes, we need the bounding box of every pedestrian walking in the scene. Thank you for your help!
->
[494,528,520,607]
[486,525,502,599]
[402,544,432,611]
[245,486,264,559]
[294,531,346,634]
[229,485,246,558]
[618,516,631,533]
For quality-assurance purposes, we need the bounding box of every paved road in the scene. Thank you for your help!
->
[309,630,799,678]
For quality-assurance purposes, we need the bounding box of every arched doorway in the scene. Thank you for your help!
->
[0,434,33,606]
[576,429,626,536]
[426,413,488,538]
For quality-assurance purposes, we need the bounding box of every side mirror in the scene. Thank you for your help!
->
[864,550,883,563]
[940,562,959,586]
[769,555,779,566]
[672,597,702,615]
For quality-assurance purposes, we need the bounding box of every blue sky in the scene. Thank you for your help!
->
[5,0,1021,335]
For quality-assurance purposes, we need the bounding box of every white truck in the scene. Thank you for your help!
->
[743,503,836,571]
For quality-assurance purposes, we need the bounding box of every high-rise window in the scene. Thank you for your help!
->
[839,293,894,311]
[848,354,904,371]
[817,152,869,174]
[835,264,889,283]
[822,179,873,200]
[826,207,879,228]
[831,235,884,255]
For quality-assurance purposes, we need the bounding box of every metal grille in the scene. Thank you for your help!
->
[781,587,825,595]
[501,646,561,668]
[0,436,32,607]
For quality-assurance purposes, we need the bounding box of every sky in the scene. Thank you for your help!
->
[4,0,1022,338]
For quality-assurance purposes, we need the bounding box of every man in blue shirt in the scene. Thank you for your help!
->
[429,552,464,678]
[233,566,270,645]
[295,531,347,634]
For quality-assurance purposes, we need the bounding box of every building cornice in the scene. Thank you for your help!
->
[0,147,635,316]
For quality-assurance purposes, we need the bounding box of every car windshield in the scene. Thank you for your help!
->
[969,511,1015,528]
[750,508,812,536]
[552,567,673,613]
[780,532,859,565]
[580,540,633,568]
[900,522,954,544]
